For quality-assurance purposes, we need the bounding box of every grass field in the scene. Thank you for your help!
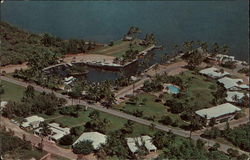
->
[115,93,188,127]
[91,39,149,58]
[171,71,218,110]
[41,108,156,138]
[1,79,26,102]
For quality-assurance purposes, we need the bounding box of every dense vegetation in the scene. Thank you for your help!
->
[202,123,250,152]
[0,128,45,159]
[0,22,96,66]
[2,85,66,118]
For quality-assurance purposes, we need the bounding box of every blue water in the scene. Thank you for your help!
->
[167,85,180,94]
[0,1,249,61]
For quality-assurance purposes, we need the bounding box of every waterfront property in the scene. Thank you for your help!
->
[34,123,70,142]
[195,103,241,126]
[199,67,230,79]
[20,115,45,130]
[73,132,107,150]
[126,135,157,154]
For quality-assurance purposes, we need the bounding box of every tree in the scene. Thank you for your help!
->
[186,49,204,70]
[159,115,173,125]
[73,140,94,155]
[70,126,83,137]
[23,85,35,101]
[59,135,73,145]
[88,110,100,119]
[39,122,52,137]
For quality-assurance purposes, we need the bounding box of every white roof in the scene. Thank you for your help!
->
[0,101,8,107]
[226,91,248,102]
[21,115,44,128]
[73,132,107,149]
[199,67,230,78]
[126,135,157,153]
[218,77,243,89]
[195,103,241,119]
[64,76,74,82]
[238,84,249,89]
[34,123,70,141]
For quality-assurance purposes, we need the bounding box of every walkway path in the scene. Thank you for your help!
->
[0,76,249,156]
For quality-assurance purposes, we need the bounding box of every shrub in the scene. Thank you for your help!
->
[159,115,173,125]
[59,135,73,145]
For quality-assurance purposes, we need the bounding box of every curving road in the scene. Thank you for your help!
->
[0,76,249,157]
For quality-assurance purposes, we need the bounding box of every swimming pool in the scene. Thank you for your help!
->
[167,85,180,94]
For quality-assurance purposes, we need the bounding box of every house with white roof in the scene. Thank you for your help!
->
[20,115,45,130]
[218,77,247,90]
[226,91,249,103]
[216,54,235,62]
[34,123,70,142]
[126,135,157,154]
[73,132,107,150]
[0,101,8,111]
[199,67,230,79]
[195,103,241,126]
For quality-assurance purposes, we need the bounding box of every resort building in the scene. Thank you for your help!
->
[20,115,45,130]
[226,91,249,103]
[195,103,241,126]
[126,135,157,154]
[73,132,107,150]
[34,123,70,142]
[218,77,247,90]
[199,67,230,78]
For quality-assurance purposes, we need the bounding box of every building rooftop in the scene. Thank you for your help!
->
[218,77,243,89]
[195,103,241,119]
[226,91,248,103]
[73,132,107,149]
[21,115,44,128]
[126,135,157,153]
[199,67,230,78]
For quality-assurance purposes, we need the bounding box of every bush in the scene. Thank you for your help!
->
[159,115,173,125]
[59,135,73,145]
[72,140,94,155]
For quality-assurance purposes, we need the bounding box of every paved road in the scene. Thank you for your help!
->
[1,76,249,156]
[0,116,77,160]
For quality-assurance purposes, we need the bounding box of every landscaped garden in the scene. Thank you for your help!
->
[1,79,26,102]
[115,70,223,130]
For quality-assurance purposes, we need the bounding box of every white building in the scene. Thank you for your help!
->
[199,67,230,78]
[73,132,107,150]
[126,135,157,154]
[0,101,8,111]
[226,91,249,103]
[20,115,45,130]
[64,76,75,85]
[34,123,70,142]
[218,77,245,90]
[216,54,235,62]
[195,103,241,126]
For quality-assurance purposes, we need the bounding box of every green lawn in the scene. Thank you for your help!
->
[91,39,149,58]
[1,79,26,102]
[41,108,156,137]
[115,93,188,127]
[173,71,218,110]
